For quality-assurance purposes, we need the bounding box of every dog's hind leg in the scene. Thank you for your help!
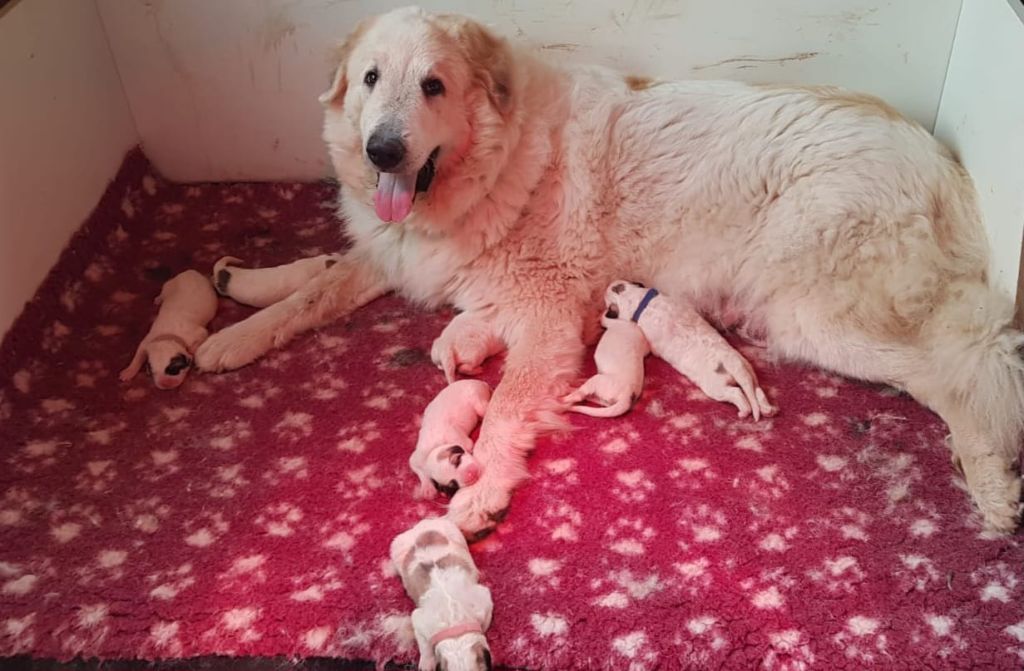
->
[765,277,1024,532]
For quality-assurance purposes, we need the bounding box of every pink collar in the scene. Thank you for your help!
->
[429,622,483,647]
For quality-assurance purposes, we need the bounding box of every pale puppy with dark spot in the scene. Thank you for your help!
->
[410,380,491,499]
[212,254,343,308]
[605,280,778,420]
[390,517,493,671]
[120,270,217,390]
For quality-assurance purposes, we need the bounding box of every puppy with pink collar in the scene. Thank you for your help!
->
[120,270,217,389]
[390,517,493,671]
[410,380,491,499]
[604,280,777,420]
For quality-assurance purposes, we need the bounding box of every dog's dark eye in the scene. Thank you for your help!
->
[605,306,619,320]
[364,68,378,87]
[422,77,445,97]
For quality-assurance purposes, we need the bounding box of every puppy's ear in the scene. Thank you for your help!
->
[320,18,373,106]
[435,15,514,117]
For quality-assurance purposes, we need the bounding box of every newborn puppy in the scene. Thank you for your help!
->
[120,270,217,389]
[410,380,491,499]
[605,280,777,420]
[390,517,493,671]
[564,310,650,416]
[212,253,343,308]
[430,311,505,384]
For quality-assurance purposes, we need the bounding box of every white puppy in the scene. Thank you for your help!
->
[390,517,493,671]
[410,380,491,499]
[605,280,777,420]
[120,270,217,389]
[212,254,343,308]
[564,310,650,417]
[430,311,505,384]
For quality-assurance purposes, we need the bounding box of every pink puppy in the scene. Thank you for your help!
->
[410,380,491,499]
[120,270,217,389]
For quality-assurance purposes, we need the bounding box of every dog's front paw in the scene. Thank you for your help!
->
[194,321,275,372]
[446,478,513,542]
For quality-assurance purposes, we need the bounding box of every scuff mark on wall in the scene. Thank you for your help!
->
[541,42,580,52]
[692,51,820,71]
[260,6,298,53]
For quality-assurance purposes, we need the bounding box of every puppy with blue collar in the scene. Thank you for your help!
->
[604,280,777,420]
[564,305,651,417]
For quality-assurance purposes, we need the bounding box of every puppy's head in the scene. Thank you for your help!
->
[144,338,193,390]
[321,8,517,227]
[603,280,648,323]
[434,637,492,671]
[424,444,480,498]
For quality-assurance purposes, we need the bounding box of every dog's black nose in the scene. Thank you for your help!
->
[366,130,406,171]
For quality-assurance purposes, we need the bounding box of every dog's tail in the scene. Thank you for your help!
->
[567,397,632,418]
[212,256,245,296]
[920,280,1024,459]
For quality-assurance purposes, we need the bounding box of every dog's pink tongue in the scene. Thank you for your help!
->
[374,172,416,222]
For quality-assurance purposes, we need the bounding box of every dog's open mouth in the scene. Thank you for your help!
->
[373,147,439,223]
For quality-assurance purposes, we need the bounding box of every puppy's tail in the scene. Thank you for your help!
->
[212,256,245,296]
[568,397,632,418]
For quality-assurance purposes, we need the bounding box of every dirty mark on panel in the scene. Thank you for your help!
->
[692,52,820,71]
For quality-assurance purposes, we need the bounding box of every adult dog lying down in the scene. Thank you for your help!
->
[196,6,1024,537]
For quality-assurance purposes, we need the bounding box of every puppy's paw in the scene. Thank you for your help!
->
[213,256,244,297]
[194,321,275,372]
[446,479,512,542]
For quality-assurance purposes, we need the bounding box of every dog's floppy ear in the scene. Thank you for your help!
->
[435,15,514,118]
[319,18,373,106]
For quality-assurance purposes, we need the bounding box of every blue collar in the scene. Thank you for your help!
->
[630,288,659,323]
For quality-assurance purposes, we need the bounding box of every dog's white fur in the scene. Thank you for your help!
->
[564,310,650,417]
[195,7,1024,534]
[431,310,506,384]
[121,270,217,390]
[411,380,491,499]
[213,254,343,308]
[607,281,778,420]
[389,517,493,671]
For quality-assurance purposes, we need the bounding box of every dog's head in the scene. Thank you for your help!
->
[321,7,516,227]
[603,280,648,323]
[144,337,193,390]
[423,443,481,498]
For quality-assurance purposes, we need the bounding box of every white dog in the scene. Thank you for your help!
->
[411,380,491,499]
[564,309,650,417]
[431,310,505,384]
[120,270,217,389]
[213,254,343,308]
[196,8,1024,534]
[605,280,777,420]
[389,517,493,671]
